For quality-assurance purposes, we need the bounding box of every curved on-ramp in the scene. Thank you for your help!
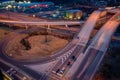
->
[75,12,120,80]
[82,12,120,80]
[64,10,103,79]
[76,10,104,45]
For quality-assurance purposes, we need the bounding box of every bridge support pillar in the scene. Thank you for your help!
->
[48,25,50,29]
[8,24,11,28]
[25,25,28,30]
[65,24,68,27]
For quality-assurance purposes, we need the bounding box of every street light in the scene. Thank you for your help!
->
[32,14,36,18]
[6,7,10,19]
[45,28,48,43]
[45,25,51,44]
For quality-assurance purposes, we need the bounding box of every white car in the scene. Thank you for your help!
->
[60,67,65,74]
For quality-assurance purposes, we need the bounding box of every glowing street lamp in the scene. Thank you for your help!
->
[32,14,36,18]
[28,1,31,3]
[77,16,81,19]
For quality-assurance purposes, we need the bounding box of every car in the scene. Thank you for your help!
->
[60,67,65,74]
[56,69,60,73]
[56,73,63,77]
[67,61,71,66]
[71,56,76,61]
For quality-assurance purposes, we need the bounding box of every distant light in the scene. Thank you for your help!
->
[69,16,72,19]
[24,1,27,3]
[18,1,23,4]
[33,14,36,18]
[13,6,16,8]
[18,6,20,9]
[77,16,81,19]
[69,14,73,19]
[28,1,31,3]
[7,5,12,8]
[52,14,57,17]
[30,6,34,8]
[45,5,48,7]
[34,5,37,7]
[38,4,48,8]
[6,6,8,9]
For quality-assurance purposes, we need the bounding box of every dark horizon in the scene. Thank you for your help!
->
[14,0,120,6]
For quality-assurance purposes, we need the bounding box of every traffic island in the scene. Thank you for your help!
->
[5,34,68,62]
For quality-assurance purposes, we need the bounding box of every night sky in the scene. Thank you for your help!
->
[15,0,120,5]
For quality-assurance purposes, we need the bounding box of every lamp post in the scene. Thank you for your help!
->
[6,7,10,19]
[45,28,48,43]
[45,25,51,44]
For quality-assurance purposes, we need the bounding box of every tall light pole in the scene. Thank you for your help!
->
[45,28,48,43]
[6,7,10,19]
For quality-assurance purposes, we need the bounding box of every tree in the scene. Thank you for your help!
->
[20,38,31,50]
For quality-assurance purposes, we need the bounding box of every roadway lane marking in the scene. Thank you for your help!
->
[76,48,101,79]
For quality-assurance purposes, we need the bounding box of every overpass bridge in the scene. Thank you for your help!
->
[49,10,104,80]
[0,20,84,28]
[72,12,120,80]
[107,8,120,14]
[0,9,103,80]
[49,10,120,80]
[0,9,119,80]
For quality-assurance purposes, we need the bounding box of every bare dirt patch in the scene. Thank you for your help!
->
[5,34,68,61]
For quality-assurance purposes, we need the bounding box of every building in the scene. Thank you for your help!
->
[64,10,83,20]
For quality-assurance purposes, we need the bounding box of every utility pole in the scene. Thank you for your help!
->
[45,28,48,43]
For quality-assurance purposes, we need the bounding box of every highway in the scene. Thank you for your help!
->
[0,20,84,26]
[0,28,79,80]
[74,12,120,80]
[49,10,103,80]
[77,10,103,44]
[0,10,101,80]
[0,9,118,80]
[0,60,32,80]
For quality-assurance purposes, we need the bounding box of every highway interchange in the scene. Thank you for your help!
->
[49,10,103,80]
[73,13,120,80]
[0,8,120,80]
